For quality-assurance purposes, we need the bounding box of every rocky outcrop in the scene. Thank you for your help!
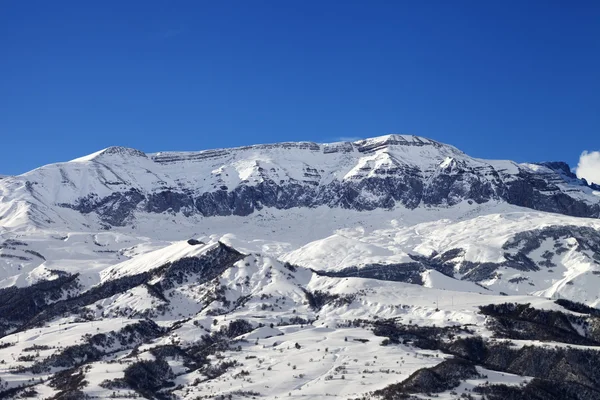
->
[62,170,600,226]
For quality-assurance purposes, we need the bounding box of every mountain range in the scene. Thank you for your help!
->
[0,135,599,400]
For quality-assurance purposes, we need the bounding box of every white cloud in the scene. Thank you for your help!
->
[575,151,600,185]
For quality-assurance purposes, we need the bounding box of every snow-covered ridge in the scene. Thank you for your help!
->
[70,146,149,163]
[149,134,451,164]
[0,133,598,233]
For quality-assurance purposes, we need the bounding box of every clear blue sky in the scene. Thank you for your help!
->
[1,1,599,175]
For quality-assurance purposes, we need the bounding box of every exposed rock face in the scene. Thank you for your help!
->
[60,189,146,226]
[65,167,600,226]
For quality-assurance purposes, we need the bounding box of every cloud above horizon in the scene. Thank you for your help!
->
[575,150,600,185]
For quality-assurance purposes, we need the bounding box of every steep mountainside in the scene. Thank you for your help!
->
[0,135,600,399]
[0,135,598,230]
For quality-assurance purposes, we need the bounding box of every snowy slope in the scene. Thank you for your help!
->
[0,136,599,399]
[1,237,598,400]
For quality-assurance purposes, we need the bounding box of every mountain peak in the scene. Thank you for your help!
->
[351,134,451,154]
[70,146,148,163]
[353,134,432,145]
[153,134,445,161]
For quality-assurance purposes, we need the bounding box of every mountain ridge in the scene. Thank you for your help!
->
[0,134,598,231]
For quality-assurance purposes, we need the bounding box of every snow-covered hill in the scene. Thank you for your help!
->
[0,135,600,399]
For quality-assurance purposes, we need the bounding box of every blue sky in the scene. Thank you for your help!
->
[1,1,599,176]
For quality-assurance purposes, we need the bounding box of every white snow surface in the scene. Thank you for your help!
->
[0,136,599,399]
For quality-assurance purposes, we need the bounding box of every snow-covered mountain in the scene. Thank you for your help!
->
[1,135,600,400]
[1,134,598,230]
